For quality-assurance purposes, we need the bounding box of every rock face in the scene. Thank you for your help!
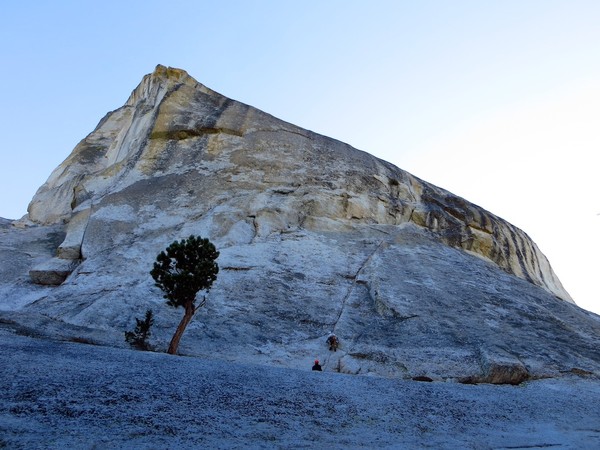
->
[1,65,599,382]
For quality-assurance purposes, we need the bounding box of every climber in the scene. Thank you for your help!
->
[326,333,339,352]
[312,359,322,371]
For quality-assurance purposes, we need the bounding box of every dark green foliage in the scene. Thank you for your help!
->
[150,235,220,308]
[125,309,154,351]
[150,235,219,355]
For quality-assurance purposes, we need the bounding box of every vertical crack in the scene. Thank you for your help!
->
[323,240,387,372]
[248,215,258,243]
[332,240,387,333]
[78,201,94,260]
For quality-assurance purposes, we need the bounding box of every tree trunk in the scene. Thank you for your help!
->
[167,301,195,355]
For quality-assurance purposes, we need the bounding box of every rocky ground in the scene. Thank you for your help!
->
[1,328,599,449]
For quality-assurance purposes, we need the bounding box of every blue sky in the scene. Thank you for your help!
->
[1,1,598,314]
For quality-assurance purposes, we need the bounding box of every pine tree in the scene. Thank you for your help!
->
[125,309,154,351]
[150,235,219,355]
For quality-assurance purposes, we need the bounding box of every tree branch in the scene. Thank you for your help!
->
[194,295,207,312]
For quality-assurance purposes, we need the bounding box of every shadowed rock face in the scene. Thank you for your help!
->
[2,65,599,382]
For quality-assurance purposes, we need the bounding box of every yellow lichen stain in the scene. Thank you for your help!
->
[99,160,126,178]
[205,134,221,156]
[409,178,423,200]
[138,140,167,175]
[468,226,495,256]
[152,64,188,82]
[410,207,428,227]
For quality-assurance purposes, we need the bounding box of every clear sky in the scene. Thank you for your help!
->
[1,1,598,314]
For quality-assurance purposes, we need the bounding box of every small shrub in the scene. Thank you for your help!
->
[125,309,154,351]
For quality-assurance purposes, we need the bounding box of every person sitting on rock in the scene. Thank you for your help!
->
[326,333,339,352]
[312,359,322,371]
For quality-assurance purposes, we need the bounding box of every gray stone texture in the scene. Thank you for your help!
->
[1,65,598,383]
